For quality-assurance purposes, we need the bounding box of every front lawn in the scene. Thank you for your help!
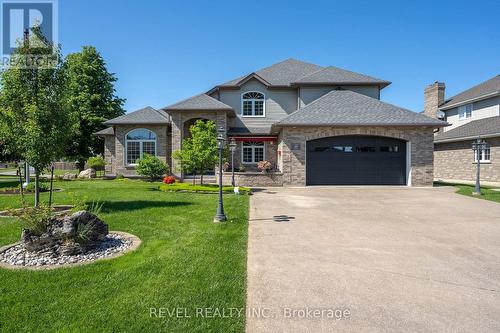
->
[159,182,250,194]
[435,181,500,203]
[0,179,249,332]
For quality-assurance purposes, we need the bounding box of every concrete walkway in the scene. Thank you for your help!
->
[246,186,500,333]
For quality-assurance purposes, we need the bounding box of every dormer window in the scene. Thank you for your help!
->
[458,104,473,120]
[241,92,265,117]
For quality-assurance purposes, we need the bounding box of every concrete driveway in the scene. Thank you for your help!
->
[246,187,500,333]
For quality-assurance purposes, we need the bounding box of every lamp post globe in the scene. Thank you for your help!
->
[214,126,227,222]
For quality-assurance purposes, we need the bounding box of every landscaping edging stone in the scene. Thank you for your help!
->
[0,231,141,270]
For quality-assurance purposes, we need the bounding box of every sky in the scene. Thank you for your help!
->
[58,0,500,113]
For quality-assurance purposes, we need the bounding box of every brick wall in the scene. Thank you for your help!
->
[217,172,283,187]
[112,125,169,176]
[434,137,500,182]
[279,126,435,186]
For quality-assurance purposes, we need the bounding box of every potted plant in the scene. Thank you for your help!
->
[257,160,272,173]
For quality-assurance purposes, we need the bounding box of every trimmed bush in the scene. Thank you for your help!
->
[136,154,169,181]
[87,156,105,174]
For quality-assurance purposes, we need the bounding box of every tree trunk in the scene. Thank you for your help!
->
[192,174,196,185]
[78,159,85,172]
[201,173,204,185]
[34,169,40,207]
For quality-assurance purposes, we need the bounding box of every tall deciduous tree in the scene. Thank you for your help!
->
[0,26,70,206]
[63,46,125,171]
[172,120,219,184]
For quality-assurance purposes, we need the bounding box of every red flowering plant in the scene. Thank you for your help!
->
[257,160,272,173]
[162,176,176,184]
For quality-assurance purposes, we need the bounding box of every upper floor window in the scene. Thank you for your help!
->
[241,92,265,117]
[458,104,473,120]
[125,129,157,165]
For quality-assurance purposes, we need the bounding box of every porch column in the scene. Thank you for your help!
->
[170,112,183,179]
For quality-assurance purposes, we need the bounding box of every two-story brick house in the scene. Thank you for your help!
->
[424,75,500,183]
[96,59,445,186]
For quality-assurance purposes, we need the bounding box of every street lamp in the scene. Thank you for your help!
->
[229,138,237,187]
[214,126,227,222]
[472,137,488,195]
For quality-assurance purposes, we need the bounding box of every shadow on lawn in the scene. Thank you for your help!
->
[98,200,193,213]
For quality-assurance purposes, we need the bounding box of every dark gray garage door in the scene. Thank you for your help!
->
[306,136,407,185]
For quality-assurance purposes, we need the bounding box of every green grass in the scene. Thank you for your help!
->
[435,181,500,203]
[159,182,250,194]
[0,179,249,332]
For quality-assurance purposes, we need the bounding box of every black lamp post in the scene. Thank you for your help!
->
[472,137,488,195]
[214,127,227,222]
[229,138,237,187]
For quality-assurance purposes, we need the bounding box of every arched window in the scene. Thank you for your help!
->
[241,91,265,117]
[125,129,157,165]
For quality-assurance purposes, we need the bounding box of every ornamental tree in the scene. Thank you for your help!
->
[0,25,70,207]
[172,120,219,184]
[63,46,125,171]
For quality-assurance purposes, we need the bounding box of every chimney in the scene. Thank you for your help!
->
[424,82,445,119]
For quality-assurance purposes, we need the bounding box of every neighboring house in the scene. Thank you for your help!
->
[424,75,500,183]
[96,58,445,186]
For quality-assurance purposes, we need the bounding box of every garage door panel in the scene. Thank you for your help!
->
[306,136,406,185]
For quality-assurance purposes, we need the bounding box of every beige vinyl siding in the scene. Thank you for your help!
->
[218,79,298,130]
[443,96,500,132]
[299,86,380,107]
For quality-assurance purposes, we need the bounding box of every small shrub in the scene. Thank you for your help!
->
[136,154,169,181]
[257,160,272,172]
[18,205,53,236]
[87,156,105,175]
[238,165,246,172]
[163,176,176,184]
[115,173,124,179]
[25,182,49,192]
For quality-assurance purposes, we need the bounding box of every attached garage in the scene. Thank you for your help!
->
[306,135,407,185]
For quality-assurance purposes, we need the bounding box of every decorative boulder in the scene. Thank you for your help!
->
[21,210,108,255]
[78,168,96,179]
[62,173,77,180]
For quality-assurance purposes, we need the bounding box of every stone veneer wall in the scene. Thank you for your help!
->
[169,110,228,178]
[279,126,435,186]
[104,135,115,175]
[113,124,169,176]
[434,137,499,182]
[218,172,283,187]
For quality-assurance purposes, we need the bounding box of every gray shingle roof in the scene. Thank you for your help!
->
[292,66,390,87]
[104,106,170,125]
[434,116,500,143]
[276,90,447,126]
[440,75,500,110]
[163,93,233,111]
[219,58,323,87]
[94,127,114,136]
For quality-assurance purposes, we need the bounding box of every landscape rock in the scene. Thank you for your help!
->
[21,210,108,256]
[78,168,96,179]
[62,173,77,180]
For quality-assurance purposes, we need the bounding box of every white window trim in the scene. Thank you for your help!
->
[241,91,266,118]
[241,142,266,165]
[458,103,473,120]
[125,128,158,166]
[474,148,491,164]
